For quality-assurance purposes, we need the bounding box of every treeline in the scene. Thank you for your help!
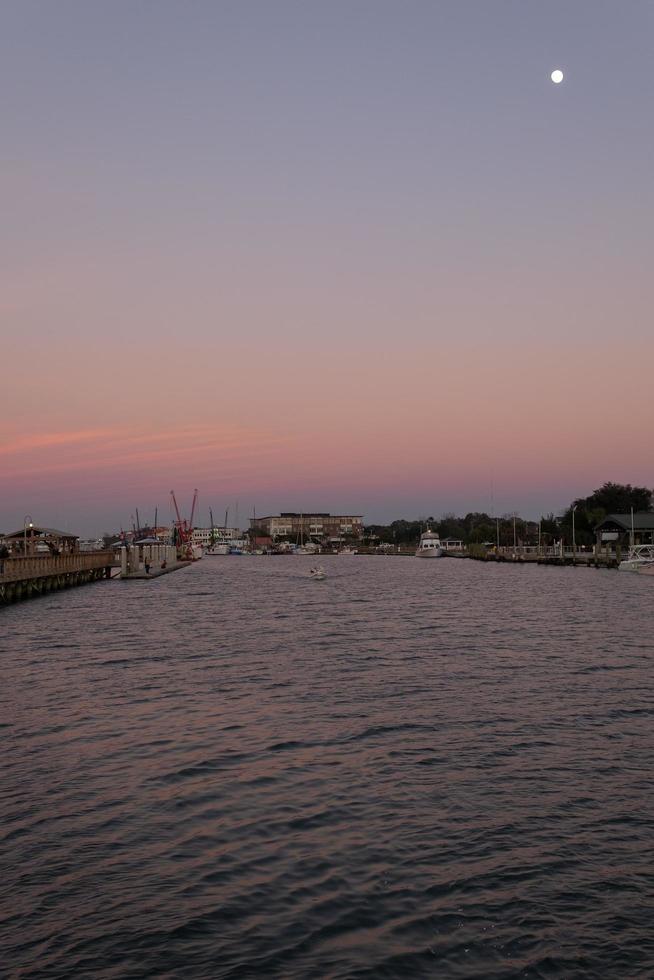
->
[558,481,651,546]
[364,482,652,547]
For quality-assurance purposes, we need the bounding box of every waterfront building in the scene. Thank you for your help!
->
[441,538,464,551]
[594,513,654,554]
[251,513,364,544]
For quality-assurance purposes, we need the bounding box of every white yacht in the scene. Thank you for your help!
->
[205,543,230,555]
[416,528,444,558]
[618,544,654,572]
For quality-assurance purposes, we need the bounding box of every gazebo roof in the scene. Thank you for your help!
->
[594,512,654,532]
[4,525,79,540]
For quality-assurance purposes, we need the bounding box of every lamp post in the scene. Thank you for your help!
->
[23,515,33,557]
[572,505,577,560]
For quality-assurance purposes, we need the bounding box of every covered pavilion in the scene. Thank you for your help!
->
[594,513,654,556]
[3,525,80,556]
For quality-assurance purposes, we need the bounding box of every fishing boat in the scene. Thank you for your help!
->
[415,528,444,558]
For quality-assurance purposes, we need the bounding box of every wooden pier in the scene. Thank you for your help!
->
[464,545,619,569]
[0,552,115,604]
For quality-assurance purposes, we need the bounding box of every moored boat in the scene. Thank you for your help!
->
[416,528,444,558]
[618,544,654,572]
[205,543,230,555]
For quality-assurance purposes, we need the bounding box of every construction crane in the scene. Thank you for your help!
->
[170,489,199,560]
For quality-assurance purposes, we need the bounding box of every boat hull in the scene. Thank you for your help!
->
[618,545,654,572]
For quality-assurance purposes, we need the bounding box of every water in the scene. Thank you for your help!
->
[1,557,653,979]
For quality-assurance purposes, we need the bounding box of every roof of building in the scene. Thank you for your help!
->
[594,512,654,531]
[253,513,362,522]
[4,525,79,540]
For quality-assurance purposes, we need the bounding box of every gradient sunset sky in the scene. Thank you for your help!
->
[2,1,653,535]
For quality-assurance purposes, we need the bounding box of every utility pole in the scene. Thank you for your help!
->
[23,516,33,557]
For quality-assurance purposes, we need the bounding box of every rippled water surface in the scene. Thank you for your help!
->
[2,557,653,978]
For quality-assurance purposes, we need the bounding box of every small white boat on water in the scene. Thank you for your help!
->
[416,528,444,558]
[309,565,327,580]
[618,544,654,572]
[205,543,230,556]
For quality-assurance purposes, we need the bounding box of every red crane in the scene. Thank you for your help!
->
[170,489,199,560]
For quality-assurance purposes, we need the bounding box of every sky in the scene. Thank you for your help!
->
[2,0,653,535]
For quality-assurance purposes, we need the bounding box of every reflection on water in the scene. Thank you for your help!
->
[1,557,653,978]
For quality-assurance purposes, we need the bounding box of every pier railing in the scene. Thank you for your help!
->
[0,551,115,583]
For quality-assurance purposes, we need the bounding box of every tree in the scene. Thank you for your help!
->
[468,523,495,544]
[437,514,467,541]
[560,482,652,545]
[576,482,652,515]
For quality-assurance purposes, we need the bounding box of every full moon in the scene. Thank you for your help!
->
[551,69,564,84]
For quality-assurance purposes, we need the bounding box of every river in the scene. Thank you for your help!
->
[1,556,652,978]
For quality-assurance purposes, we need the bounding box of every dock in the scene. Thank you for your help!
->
[116,543,187,579]
[464,545,619,569]
[0,552,115,604]
[120,560,191,579]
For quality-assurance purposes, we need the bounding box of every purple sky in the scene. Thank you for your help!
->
[2,1,653,534]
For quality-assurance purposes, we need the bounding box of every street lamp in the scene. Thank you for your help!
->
[23,515,33,557]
